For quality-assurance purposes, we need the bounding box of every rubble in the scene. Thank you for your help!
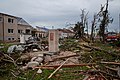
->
[19,52,44,70]
[32,49,38,52]
[52,53,79,61]
[48,58,69,79]
[31,56,43,64]
[35,63,95,69]
[44,51,80,65]
[0,46,4,49]
[20,52,44,60]
[27,61,39,68]
[15,45,25,52]
[7,45,23,53]
[83,75,105,80]
[2,37,120,80]
[37,69,42,74]
[44,55,53,63]
[7,45,17,53]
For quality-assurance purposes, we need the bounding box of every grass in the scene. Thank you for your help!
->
[0,43,19,80]
[0,62,16,80]
[0,43,13,53]
[16,66,89,80]
[0,66,90,80]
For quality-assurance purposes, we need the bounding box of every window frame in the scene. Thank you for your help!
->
[18,29,23,33]
[8,29,14,33]
[8,18,14,23]
[0,17,3,22]
[8,38,11,40]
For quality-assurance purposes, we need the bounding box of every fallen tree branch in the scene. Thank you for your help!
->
[83,45,120,56]
[29,71,37,80]
[100,70,120,79]
[105,66,117,71]
[48,58,69,79]
[2,59,14,63]
[11,72,26,80]
[91,66,107,80]
[2,53,18,67]
[11,72,17,78]
[52,54,79,61]
[35,63,96,69]
[33,66,54,70]
[60,70,99,74]
[101,61,120,65]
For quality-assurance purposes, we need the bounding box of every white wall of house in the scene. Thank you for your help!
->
[20,34,32,44]
[35,26,48,38]
[60,33,67,38]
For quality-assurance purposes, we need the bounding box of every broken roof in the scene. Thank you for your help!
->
[17,17,31,26]
[0,13,31,26]
[36,26,49,31]
[58,28,74,33]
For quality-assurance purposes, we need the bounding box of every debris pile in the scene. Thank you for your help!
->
[59,39,81,52]
[1,39,120,80]
[44,51,80,65]
[79,44,120,79]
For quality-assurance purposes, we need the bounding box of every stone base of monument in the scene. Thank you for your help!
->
[48,29,59,54]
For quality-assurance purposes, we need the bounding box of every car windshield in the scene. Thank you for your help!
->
[108,33,117,36]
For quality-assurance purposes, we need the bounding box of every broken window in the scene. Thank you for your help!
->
[26,29,30,34]
[8,18,14,23]
[8,38,11,40]
[18,29,23,33]
[0,17,3,22]
[8,29,14,33]
[12,38,14,40]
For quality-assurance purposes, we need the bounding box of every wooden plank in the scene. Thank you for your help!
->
[101,61,120,65]
[34,66,54,70]
[52,54,79,61]
[35,63,96,69]
[48,58,69,79]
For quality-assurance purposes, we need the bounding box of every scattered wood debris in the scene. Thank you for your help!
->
[48,58,70,79]
[34,63,96,69]
[1,39,120,80]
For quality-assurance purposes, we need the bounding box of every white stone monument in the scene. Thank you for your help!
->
[48,29,59,53]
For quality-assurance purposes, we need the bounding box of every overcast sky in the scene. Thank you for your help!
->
[0,0,120,31]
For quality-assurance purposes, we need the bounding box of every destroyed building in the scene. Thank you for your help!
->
[0,13,33,42]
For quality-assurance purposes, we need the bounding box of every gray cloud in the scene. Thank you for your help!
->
[0,0,120,30]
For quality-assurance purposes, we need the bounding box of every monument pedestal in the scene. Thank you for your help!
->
[48,29,59,53]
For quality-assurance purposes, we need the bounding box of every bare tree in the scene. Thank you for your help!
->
[80,9,89,37]
[90,14,97,42]
[98,0,113,43]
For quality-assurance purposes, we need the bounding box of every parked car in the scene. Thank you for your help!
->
[105,32,119,42]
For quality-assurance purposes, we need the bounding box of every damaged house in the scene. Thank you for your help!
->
[58,28,75,39]
[0,13,32,42]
